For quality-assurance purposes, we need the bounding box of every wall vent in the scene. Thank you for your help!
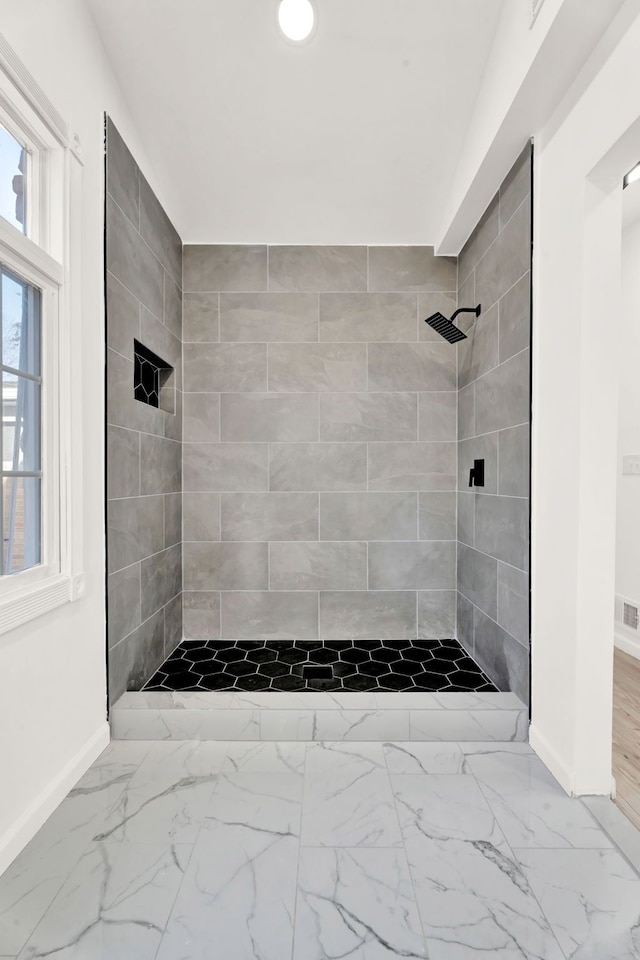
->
[615,595,639,632]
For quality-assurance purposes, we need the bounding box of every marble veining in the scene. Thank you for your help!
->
[2,738,639,959]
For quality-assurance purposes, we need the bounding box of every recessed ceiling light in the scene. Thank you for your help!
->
[278,0,316,43]
[623,161,640,189]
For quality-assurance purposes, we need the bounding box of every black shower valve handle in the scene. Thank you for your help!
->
[468,458,485,488]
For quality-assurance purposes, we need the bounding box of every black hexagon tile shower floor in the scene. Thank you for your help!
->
[142,638,498,693]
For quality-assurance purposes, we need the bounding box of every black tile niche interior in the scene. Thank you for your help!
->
[133,339,174,410]
[143,638,498,693]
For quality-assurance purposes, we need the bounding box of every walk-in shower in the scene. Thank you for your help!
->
[105,118,533,707]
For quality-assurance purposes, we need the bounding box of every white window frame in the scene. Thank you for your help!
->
[0,33,84,634]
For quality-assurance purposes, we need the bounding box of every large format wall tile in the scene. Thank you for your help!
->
[140,174,182,286]
[221,393,318,441]
[368,246,456,292]
[141,544,182,620]
[474,348,530,435]
[270,442,366,491]
[368,441,456,491]
[319,292,417,341]
[183,292,219,342]
[474,608,529,702]
[418,392,457,440]
[108,564,141,648]
[107,425,139,500]
[458,194,499,287]
[475,199,530,312]
[106,119,183,699]
[500,142,532,228]
[498,423,530,497]
[221,492,318,541]
[220,292,318,341]
[139,435,181,495]
[106,117,139,227]
[320,591,417,640]
[499,272,530,362]
[184,342,267,392]
[270,542,367,591]
[368,541,455,590]
[497,562,529,647]
[183,393,220,443]
[221,591,319,639]
[268,342,367,393]
[184,443,268,491]
[165,493,182,548]
[457,542,498,620]
[319,392,416,442]
[108,496,164,574]
[419,491,456,540]
[368,342,456,392]
[183,591,221,640]
[106,272,139,359]
[456,148,532,701]
[106,197,164,320]
[475,494,529,571]
[183,244,267,292]
[458,301,499,388]
[320,492,417,541]
[268,245,367,292]
[418,590,456,637]
[109,609,165,697]
[184,542,268,591]
[183,491,221,541]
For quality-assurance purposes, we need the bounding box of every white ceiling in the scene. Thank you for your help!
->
[87,0,505,244]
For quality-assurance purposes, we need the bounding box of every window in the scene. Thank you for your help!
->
[0,33,84,631]
[1,267,41,574]
[0,122,26,233]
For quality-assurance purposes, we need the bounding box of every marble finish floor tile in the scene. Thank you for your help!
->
[393,775,564,959]
[517,848,640,959]
[17,841,189,960]
[3,739,638,960]
[294,848,427,959]
[466,751,614,849]
[383,741,465,775]
[95,741,227,844]
[0,744,147,956]
[222,740,307,773]
[144,637,497,693]
[301,742,402,847]
[156,824,298,960]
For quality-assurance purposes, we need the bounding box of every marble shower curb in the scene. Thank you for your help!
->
[110,690,528,742]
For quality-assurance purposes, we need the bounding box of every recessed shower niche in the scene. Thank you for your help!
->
[133,339,175,413]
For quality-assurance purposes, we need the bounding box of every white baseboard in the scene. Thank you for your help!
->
[529,723,574,795]
[0,722,110,876]
[614,629,640,660]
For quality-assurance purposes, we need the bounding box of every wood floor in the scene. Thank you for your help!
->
[613,648,640,831]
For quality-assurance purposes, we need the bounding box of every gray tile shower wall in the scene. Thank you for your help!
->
[456,143,532,704]
[181,244,457,642]
[106,118,183,704]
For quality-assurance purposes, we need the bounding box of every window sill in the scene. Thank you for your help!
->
[0,573,84,636]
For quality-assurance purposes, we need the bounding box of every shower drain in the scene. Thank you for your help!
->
[302,665,334,680]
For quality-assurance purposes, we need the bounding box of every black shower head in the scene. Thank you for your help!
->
[424,304,482,344]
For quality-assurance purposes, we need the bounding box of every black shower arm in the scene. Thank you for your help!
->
[451,304,482,324]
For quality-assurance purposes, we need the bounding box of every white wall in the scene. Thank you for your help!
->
[530,1,640,796]
[616,211,640,658]
[437,0,626,254]
[0,0,168,873]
